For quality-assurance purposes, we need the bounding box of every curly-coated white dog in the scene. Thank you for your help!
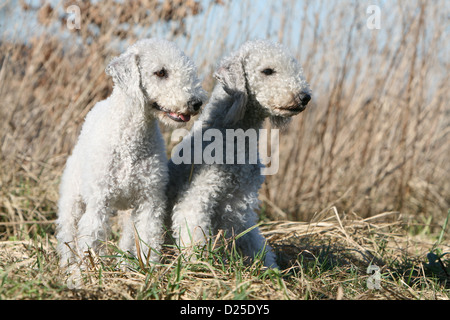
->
[56,39,206,272]
[167,40,311,268]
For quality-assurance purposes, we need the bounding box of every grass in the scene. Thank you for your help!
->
[1,210,448,300]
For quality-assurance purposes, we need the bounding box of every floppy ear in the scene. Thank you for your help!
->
[105,52,145,106]
[213,55,248,125]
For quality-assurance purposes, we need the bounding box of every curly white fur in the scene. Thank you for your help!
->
[56,38,206,272]
[167,40,311,268]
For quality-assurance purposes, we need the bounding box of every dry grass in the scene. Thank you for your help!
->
[264,1,449,222]
[1,210,448,300]
[0,0,449,300]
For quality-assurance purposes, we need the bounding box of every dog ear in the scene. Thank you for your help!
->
[214,55,248,125]
[106,52,145,106]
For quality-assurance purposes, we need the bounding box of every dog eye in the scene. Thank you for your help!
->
[154,68,167,78]
[261,68,275,76]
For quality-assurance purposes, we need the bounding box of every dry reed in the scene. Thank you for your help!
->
[0,0,448,241]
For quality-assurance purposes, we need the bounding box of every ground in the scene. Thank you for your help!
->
[1,209,448,300]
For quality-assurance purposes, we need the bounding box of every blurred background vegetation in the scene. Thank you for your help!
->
[0,0,448,241]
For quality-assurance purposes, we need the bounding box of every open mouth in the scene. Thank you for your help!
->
[276,105,306,114]
[152,102,191,122]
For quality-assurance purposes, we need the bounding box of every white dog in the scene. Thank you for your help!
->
[56,39,206,272]
[167,40,311,268]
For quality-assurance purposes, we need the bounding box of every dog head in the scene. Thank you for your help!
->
[106,38,207,126]
[214,40,311,127]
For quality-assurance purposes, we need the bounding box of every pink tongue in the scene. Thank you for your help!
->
[179,114,190,122]
[169,112,190,122]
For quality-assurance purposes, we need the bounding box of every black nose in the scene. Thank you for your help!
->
[188,98,203,111]
[300,93,311,106]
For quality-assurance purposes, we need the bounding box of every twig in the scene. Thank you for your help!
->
[0,219,56,226]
